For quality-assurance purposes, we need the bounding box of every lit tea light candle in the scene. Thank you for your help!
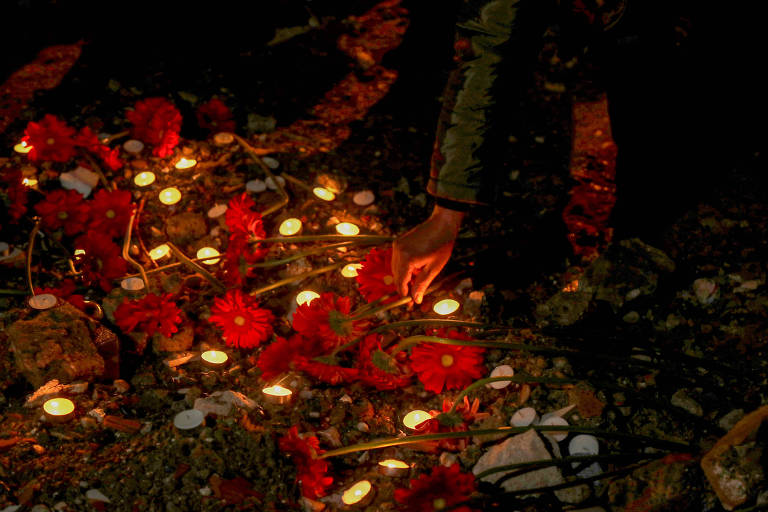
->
[335,222,360,236]
[159,187,181,205]
[22,177,38,187]
[74,249,86,256]
[341,263,363,278]
[200,350,228,369]
[133,171,156,187]
[149,244,171,260]
[175,157,197,170]
[174,409,204,430]
[43,398,75,423]
[28,293,58,310]
[313,187,335,201]
[402,410,432,431]
[341,480,373,507]
[296,290,320,306]
[433,298,460,315]
[196,247,221,265]
[378,459,410,477]
[14,140,32,154]
[279,218,302,236]
[262,385,292,404]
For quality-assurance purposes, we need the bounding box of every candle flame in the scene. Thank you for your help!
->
[313,187,335,201]
[296,290,320,306]
[341,480,372,505]
[279,218,302,236]
[335,222,360,236]
[196,247,221,264]
[433,299,460,315]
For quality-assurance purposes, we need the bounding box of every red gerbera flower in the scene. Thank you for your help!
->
[114,293,182,338]
[1,170,28,223]
[292,292,362,351]
[34,279,86,311]
[279,427,333,499]
[355,246,399,303]
[416,397,490,452]
[196,98,235,133]
[87,188,134,239]
[73,233,127,291]
[357,333,412,390]
[394,464,477,512]
[225,193,266,240]
[410,329,485,394]
[208,289,274,349]
[221,237,269,286]
[125,97,182,158]
[34,189,89,236]
[24,114,77,163]
[74,127,123,171]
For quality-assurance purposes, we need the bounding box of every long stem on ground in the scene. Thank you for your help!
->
[445,375,577,414]
[167,242,226,292]
[26,218,41,295]
[248,262,346,298]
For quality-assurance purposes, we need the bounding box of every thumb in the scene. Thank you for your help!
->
[411,263,443,305]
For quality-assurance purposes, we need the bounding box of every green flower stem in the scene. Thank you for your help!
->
[122,205,151,293]
[235,134,289,217]
[248,262,346,298]
[167,242,226,292]
[446,375,577,414]
[370,319,499,333]
[254,234,394,245]
[250,242,355,268]
[0,289,28,295]
[281,173,313,192]
[318,425,691,459]
[26,218,42,294]
[474,451,667,479]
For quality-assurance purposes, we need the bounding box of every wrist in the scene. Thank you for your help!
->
[431,204,465,233]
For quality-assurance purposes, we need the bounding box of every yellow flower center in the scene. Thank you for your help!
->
[46,137,55,145]
[383,275,394,285]
[440,354,454,368]
[233,315,246,326]
[433,498,447,510]
[57,211,68,220]
[105,209,116,219]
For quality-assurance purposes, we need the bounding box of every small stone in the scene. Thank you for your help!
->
[87,408,106,423]
[207,204,227,218]
[265,175,285,190]
[718,409,745,431]
[356,422,369,432]
[510,407,539,427]
[85,490,110,503]
[439,452,458,467]
[317,427,342,448]
[671,389,703,416]
[30,505,49,512]
[198,486,212,496]
[164,351,196,368]
[352,190,375,206]
[53,503,69,512]
[338,394,353,403]
[194,395,233,417]
[625,288,642,301]
[693,278,719,305]
[540,416,569,443]
[122,140,144,153]
[113,379,130,393]
[25,380,65,407]
[217,390,257,411]
[66,382,88,394]
[488,365,515,389]
[622,311,640,323]
[464,290,485,317]
[261,156,280,169]
[246,179,267,193]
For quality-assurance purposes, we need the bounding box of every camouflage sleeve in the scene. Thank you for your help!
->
[428,0,548,206]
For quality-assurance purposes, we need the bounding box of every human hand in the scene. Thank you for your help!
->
[392,205,465,304]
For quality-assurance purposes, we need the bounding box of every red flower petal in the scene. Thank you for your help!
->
[208,289,274,349]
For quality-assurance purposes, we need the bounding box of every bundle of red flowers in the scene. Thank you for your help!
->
[74,126,123,171]
[125,97,182,158]
[208,289,274,349]
[292,292,363,351]
[410,328,486,394]
[72,233,127,291]
[34,189,89,236]
[278,427,333,499]
[222,193,269,285]
[394,464,478,512]
[24,114,77,163]
[114,293,182,338]
[196,98,235,133]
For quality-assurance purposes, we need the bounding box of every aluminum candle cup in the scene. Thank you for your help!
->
[341,480,373,507]
[378,459,410,477]
[43,398,75,423]
[200,350,228,369]
[262,385,292,405]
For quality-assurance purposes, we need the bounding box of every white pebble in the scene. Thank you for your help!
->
[488,365,515,389]
[199,487,212,496]
[261,157,280,169]
[122,140,144,154]
[246,179,267,193]
[207,204,228,218]
[540,416,569,442]
[85,489,110,503]
[356,422,369,432]
[510,407,539,427]
[568,434,599,457]
[353,190,375,206]
[265,175,285,190]
[120,277,145,291]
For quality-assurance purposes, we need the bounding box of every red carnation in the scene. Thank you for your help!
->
[410,329,485,394]
[257,335,306,381]
[24,114,77,163]
[196,98,235,133]
[74,127,123,171]
[394,464,477,512]
[292,292,362,351]
[225,193,265,240]
[87,188,134,239]
[73,233,127,291]
[355,246,399,303]
[125,97,182,158]
[34,279,86,311]
[35,189,89,236]
[357,333,412,390]
[114,293,182,338]
[208,289,274,349]
[279,427,333,499]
